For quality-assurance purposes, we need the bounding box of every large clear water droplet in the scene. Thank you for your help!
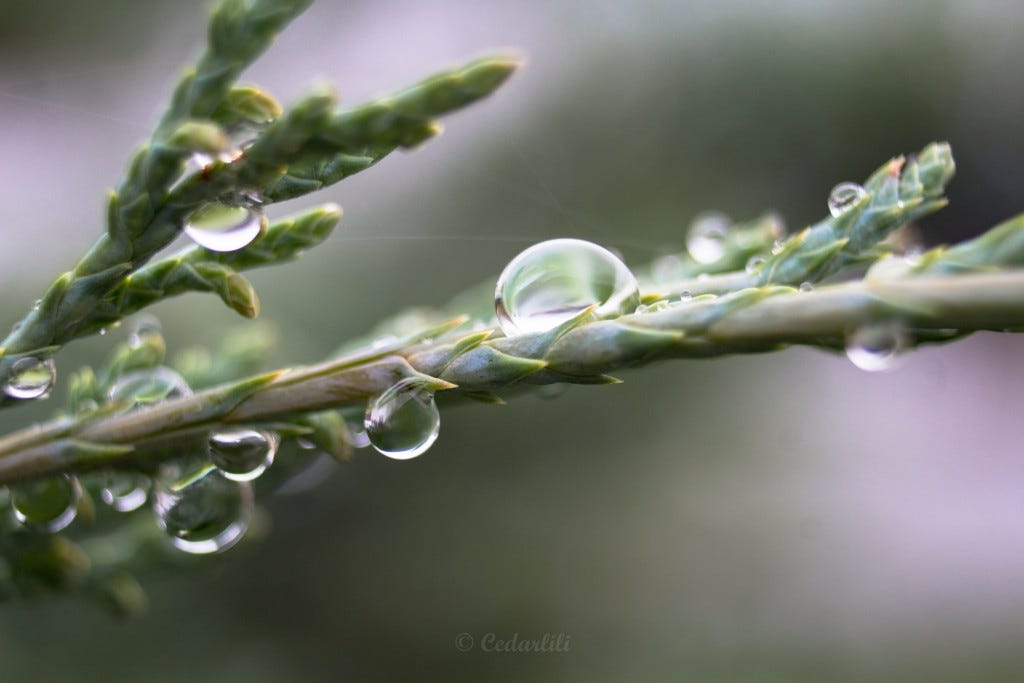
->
[745,255,766,274]
[845,321,909,372]
[364,378,440,460]
[828,182,868,217]
[2,356,56,400]
[152,462,253,554]
[494,238,640,336]
[10,474,81,532]
[208,428,278,482]
[183,201,263,252]
[108,367,192,407]
[686,212,731,264]
[99,472,150,512]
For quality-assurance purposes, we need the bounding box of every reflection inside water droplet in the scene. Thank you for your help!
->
[208,428,278,482]
[2,356,56,400]
[845,321,909,372]
[828,182,868,218]
[364,378,440,460]
[100,472,150,512]
[494,238,639,336]
[153,462,252,554]
[108,367,192,407]
[183,200,263,252]
[10,474,81,532]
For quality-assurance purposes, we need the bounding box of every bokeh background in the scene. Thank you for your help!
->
[2,0,1024,680]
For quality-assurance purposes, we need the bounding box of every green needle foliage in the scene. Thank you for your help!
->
[1,0,1023,614]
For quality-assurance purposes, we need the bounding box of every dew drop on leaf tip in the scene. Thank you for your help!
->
[364,378,440,460]
[845,321,909,372]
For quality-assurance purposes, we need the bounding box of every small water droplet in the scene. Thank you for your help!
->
[650,253,684,283]
[100,472,150,512]
[3,356,56,400]
[679,291,693,302]
[153,462,252,554]
[127,315,161,349]
[31,299,41,312]
[686,212,731,264]
[799,282,814,293]
[208,428,278,482]
[296,437,317,451]
[845,321,909,372]
[10,474,81,532]
[494,238,639,336]
[108,367,192,407]
[771,239,786,255]
[98,328,107,336]
[538,383,567,400]
[745,255,766,274]
[183,201,263,253]
[828,182,868,217]
[364,378,440,460]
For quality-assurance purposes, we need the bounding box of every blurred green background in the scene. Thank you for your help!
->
[2,0,1024,680]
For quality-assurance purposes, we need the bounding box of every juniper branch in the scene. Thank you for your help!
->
[0,0,518,408]
[2,203,1023,484]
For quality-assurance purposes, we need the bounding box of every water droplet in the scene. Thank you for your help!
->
[686,212,731,264]
[296,438,317,451]
[745,255,766,274]
[153,462,252,554]
[3,356,56,400]
[364,378,440,460]
[771,239,786,255]
[10,474,81,532]
[679,291,693,302]
[828,182,868,217]
[99,472,150,512]
[183,201,263,253]
[650,254,684,283]
[845,321,909,372]
[98,328,107,336]
[494,238,640,336]
[799,282,814,293]
[208,428,278,482]
[127,315,161,349]
[108,367,192,407]
[31,299,41,312]
[538,383,567,400]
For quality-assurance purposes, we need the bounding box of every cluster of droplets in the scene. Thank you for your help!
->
[175,118,274,254]
[359,236,646,462]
